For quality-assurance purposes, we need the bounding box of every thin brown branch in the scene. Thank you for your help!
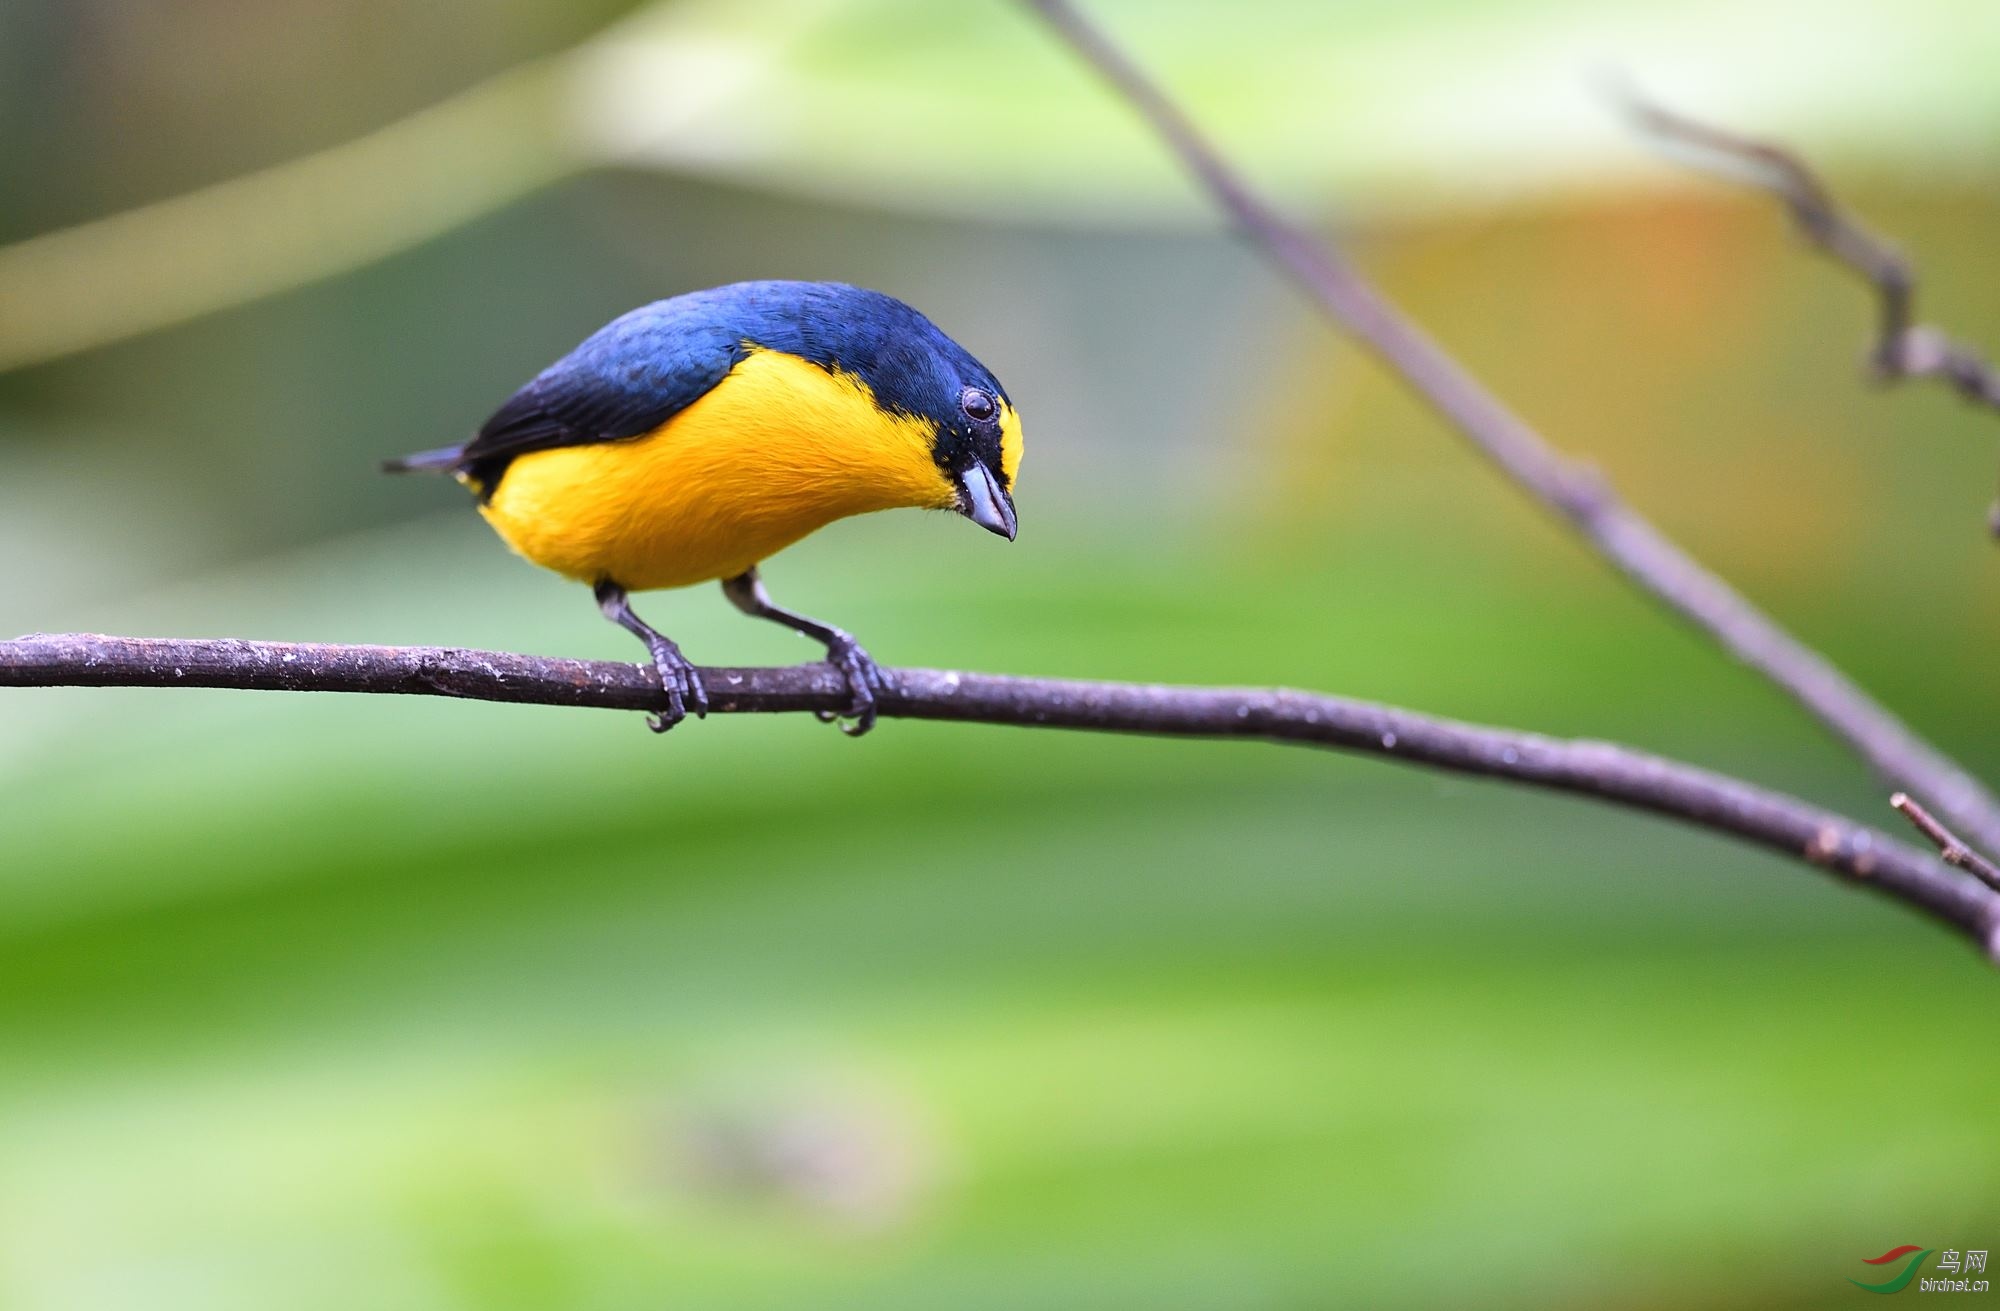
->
[1893,792,2000,893]
[1624,96,2000,404]
[1621,94,2000,530]
[1022,0,2000,859]
[4,632,1998,960]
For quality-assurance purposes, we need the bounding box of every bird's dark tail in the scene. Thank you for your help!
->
[380,444,466,475]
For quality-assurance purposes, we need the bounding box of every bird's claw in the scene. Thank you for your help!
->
[644,640,708,732]
[822,636,890,737]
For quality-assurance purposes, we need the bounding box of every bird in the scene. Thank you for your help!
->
[383,280,1021,736]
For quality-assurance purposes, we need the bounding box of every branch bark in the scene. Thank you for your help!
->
[1021,0,2000,861]
[5,632,1998,959]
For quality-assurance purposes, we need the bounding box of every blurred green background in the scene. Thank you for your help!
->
[2,1,1998,1307]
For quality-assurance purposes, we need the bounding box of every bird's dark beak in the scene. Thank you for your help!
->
[956,461,1017,541]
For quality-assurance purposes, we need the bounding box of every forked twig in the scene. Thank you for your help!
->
[1622,93,2000,530]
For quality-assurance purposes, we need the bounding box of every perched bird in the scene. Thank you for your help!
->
[384,280,1021,735]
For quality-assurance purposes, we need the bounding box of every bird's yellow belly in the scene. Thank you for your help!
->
[476,348,953,591]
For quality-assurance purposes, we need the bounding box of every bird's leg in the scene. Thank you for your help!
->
[594,580,707,732]
[721,566,889,736]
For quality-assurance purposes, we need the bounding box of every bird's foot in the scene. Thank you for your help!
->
[815,635,891,737]
[644,638,708,732]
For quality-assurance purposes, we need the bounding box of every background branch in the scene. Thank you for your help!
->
[0,60,577,374]
[4,632,1998,960]
[1622,95,2000,532]
[1022,0,2000,859]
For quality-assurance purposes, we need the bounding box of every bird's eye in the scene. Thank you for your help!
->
[960,388,996,423]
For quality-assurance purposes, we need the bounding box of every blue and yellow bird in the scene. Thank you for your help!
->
[385,281,1021,735]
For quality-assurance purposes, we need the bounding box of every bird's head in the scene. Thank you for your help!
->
[919,373,1022,542]
[747,282,1021,542]
[852,305,1021,542]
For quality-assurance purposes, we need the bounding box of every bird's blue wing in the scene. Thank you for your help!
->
[459,303,750,487]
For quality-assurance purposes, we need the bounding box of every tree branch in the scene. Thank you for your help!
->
[4,632,1998,959]
[1021,0,2000,860]
[1622,96,2000,536]
[1622,96,2000,416]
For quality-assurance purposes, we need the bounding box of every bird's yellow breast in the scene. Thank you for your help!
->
[477,347,958,591]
